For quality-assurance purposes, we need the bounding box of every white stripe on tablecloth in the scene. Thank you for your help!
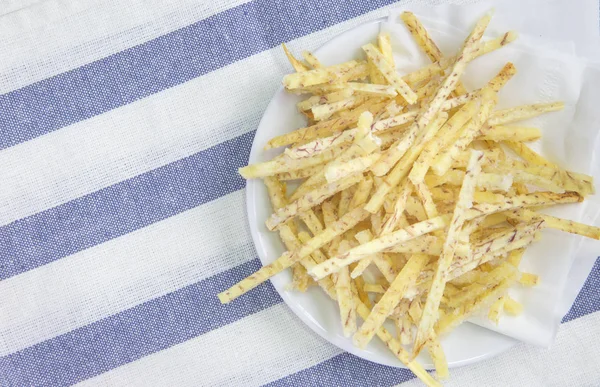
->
[0,0,44,17]
[0,1,96,42]
[0,190,254,355]
[77,303,342,387]
[400,311,600,387]
[0,4,396,226]
[0,0,253,92]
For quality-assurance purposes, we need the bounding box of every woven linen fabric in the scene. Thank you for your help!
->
[0,0,598,386]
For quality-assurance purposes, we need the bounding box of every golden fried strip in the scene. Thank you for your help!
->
[405,234,535,302]
[445,262,518,308]
[402,31,517,87]
[357,191,576,281]
[218,207,369,303]
[401,12,443,63]
[437,277,516,335]
[299,209,325,236]
[321,200,341,254]
[519,272,540,286]
[297,89,354,112]
[310,215,451,279]
[355,230,398,283]
[380,182,413,235]
[487,62,518,91]
[338,184,355,218]
[348,82,398,97]
[240,143,349,178]
[396,316,413,345]
[283,60,365,89]
[413,151,484,356]
[336,240,357,337]
[353,253,428,348]
[302,50,323,69]
[289,83,347,95]
[488,102,564,126]
[507,209,600,240]
[503,296,523,315]
[426,169,512,191]
[447,233,538,282]
[297,231,337,298]
[349,175,374,210]
[408,99,480,184]
[350,257,372,279]
[378,32,395,67]
[264,100,387,149]
[354,299,441,387]
[385,235,442,255]
[366,113,448,213]
[503,140,554,167]
[480,125,541,142]
[432,63,518,175]
[363,43,418,104]
[289,113,378,201]
[493,160,594,196]
[374,13,491,177]
[312,96,366,121]
[325,154,381,183]
[264,176,313,291]
[488,296,506,324]
[364,283,387,293]
[265,174,362,231]
[282,43,309,72]
[401,11,467,96]
[431,88,498,176]
[276,165,323,181]
[428,335,449,380]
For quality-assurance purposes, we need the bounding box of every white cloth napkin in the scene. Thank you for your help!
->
[384,0,600,347]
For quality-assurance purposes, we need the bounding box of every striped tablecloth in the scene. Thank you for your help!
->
[0,0,598,386]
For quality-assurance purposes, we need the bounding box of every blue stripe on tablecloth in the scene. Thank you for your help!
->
[0,0,397,151]
[0,258,280,386]
[0,259,598,385]
[0,130,253,280]
[562,257,600,323]
[263,352,416,387]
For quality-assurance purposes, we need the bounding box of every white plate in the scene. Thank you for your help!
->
[246,19,517,369]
